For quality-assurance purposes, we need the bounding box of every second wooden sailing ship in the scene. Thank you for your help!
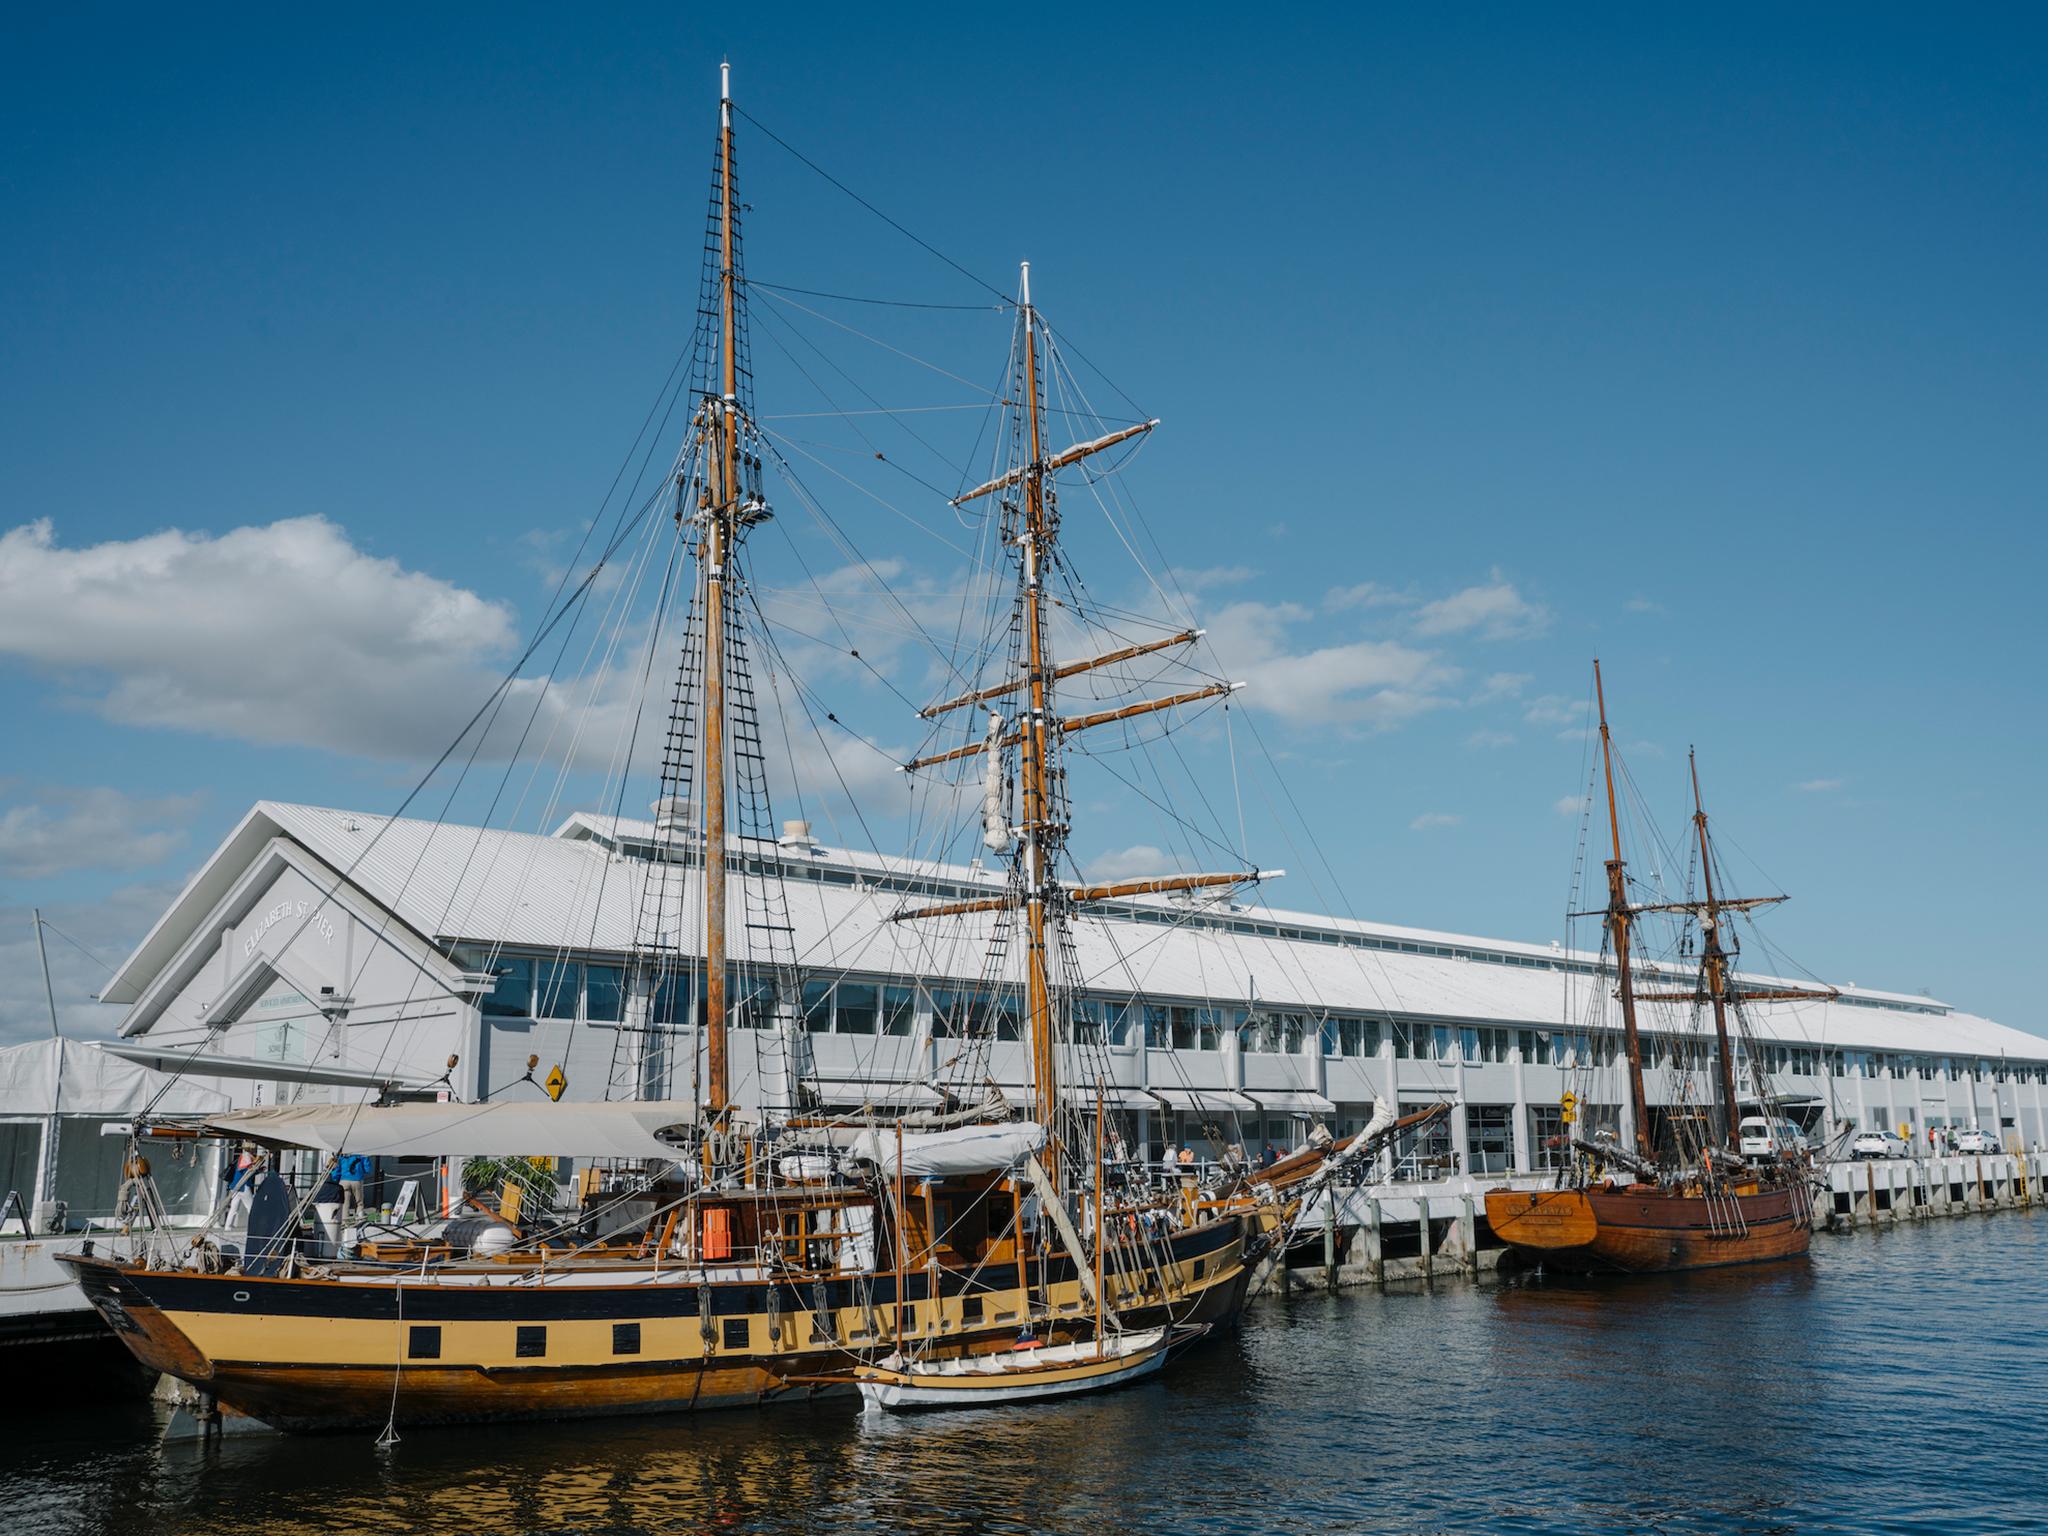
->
[1485,663,1828,1274]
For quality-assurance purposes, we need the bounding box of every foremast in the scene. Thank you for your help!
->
[1593,660,1654,1162]
[1688,751,1743,1150]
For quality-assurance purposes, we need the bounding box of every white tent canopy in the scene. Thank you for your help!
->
[0,1036,231,1119]
[845,1122,1046,1179]
[200,1101,722,1161]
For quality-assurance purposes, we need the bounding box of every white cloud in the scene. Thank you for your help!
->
[0,883,179,1045]
[1324,581,1414,612]
[1466,729,1516,750]
[1554,794,1583,817]
[1523,694,1580,727]
[1411,572,1549,640]
[1203,599,1459,728]
[1625,596,1662,614]
[1410,812,1461,831]
[0,786,203,880]
[1796,778,1843,793]
[1082,844,1175,881]
[0,517,521,758]
[1475,671,1532,702]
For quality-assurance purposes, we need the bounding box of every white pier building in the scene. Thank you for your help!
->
[91,802,2048,1173]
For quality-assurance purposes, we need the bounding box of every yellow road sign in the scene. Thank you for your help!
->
[1559,1091,1579,1112]
[544,1064,567,1102]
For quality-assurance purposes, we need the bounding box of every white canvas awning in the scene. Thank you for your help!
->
[97,1042,439,1096]
[200,1100,716,1160]
[1244,1089,1337,1116]
[810,1079,944,1109]
[1150,1087,1256,1113]
[844,1121,1046,1179]
[0,1037,231,1118]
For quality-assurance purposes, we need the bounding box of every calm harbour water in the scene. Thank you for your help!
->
[5,1211,2043,1536]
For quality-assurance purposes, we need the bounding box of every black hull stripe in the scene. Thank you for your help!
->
[104,1220,1241,1322]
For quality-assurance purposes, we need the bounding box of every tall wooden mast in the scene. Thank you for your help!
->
[701,61,739,1116]
[1689,750,1742,1150]
[1594,661,1653,1161]
[1016,263,1060,1172]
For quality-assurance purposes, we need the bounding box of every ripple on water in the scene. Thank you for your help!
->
[3,1211,2044,1535]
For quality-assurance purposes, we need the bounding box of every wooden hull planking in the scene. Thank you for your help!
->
[1484,1184,1811,1274]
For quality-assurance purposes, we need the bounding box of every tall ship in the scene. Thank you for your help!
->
[1485,663,1828,1273]
[59,67,1279,1433]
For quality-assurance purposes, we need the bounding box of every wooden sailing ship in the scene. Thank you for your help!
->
[1485,663,1826,1274]
[61,67,1268,1433]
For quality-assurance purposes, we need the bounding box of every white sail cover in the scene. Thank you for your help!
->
[200,1100,716,1160]
[846,1121,1046,1179]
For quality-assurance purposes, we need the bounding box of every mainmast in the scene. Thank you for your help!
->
[701,61,740,1116]
[1016,263,1060,1167]
[1594,661,1653,1161]
[1689,750,1743,1150]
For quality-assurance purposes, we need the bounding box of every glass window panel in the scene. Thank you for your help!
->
[836,983,877,1035]
[534,960,581,1020]
[1171,1007,1197,1051]
[1145,1005,1172,1048]
[584,965,624,1024]
[479,955,533,1018]
[881,985,917,1036]
[803,979,834,1033]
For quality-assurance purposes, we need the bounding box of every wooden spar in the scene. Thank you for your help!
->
[1093,1082,1105,1349]
[1594,661,1653,1161]
[902,681,1243,773]
[700,64,738,1116]
[1018,262,1059,1180]
[1067,869,1267,904]
[1624,895,1788,917]
[1689,749,1743,1151]
[951,419,1159,506]
[1057,683,1241,735]
[889,868,1272,923]
[1634,985,1840,1004]
[917,629,1202,720]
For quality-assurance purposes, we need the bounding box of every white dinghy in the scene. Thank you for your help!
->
[855,1325,1181,1412]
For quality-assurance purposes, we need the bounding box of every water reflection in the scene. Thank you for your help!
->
[6,1212,2045,1535]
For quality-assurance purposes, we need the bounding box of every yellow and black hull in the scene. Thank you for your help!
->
[62,1215,1253,1431]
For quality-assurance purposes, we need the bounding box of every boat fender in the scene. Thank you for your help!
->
[442,1216,518,1256]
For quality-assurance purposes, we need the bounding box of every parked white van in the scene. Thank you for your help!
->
[1737,1116,1807,1159]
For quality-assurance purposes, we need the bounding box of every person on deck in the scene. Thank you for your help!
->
[336,1151,373,1226]
[224,1145,257,1227]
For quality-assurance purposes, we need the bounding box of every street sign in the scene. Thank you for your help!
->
[1560,1090,1578,1125]
[544,1064,567,1102]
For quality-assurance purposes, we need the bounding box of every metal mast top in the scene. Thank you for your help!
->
[1594,661,1654,1161]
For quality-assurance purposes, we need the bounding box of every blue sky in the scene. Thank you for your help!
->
[2,6,2043,1041]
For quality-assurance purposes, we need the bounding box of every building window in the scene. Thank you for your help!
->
[1528,1107,1568,1171]
[1171,1006,1198,1051]
[837,983,878,1035]
[613,1323,641,1355]
[1518,1029,1552,1065]
[408,1325,442,1360]
[585,965,625,1024]
[881,985,917,1036]
[1467,1104,1514,1173]
[480,956,533,1018]
[515,1326,547,1359]
[534,960,582,1020]
[803,978,834,1033]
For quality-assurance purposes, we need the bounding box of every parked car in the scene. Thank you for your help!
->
[1850,1129,1910,1160]
[1952,1127,2001,1155]
[1737,1116,1808,1159]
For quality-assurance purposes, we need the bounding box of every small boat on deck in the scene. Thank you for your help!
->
[854,1325,1190,1412]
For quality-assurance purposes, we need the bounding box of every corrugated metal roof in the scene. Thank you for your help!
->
[107,800,2048,1066]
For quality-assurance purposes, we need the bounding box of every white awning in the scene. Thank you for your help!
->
[97,1042,438,1097]
[1079,1085,1156,1110]
[845,1121,1046,1178]
[1244,1089,1337,1116]
[1150,1088,1256,1113]
[200,1100,714,1160]
[810,1079,943,1109]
